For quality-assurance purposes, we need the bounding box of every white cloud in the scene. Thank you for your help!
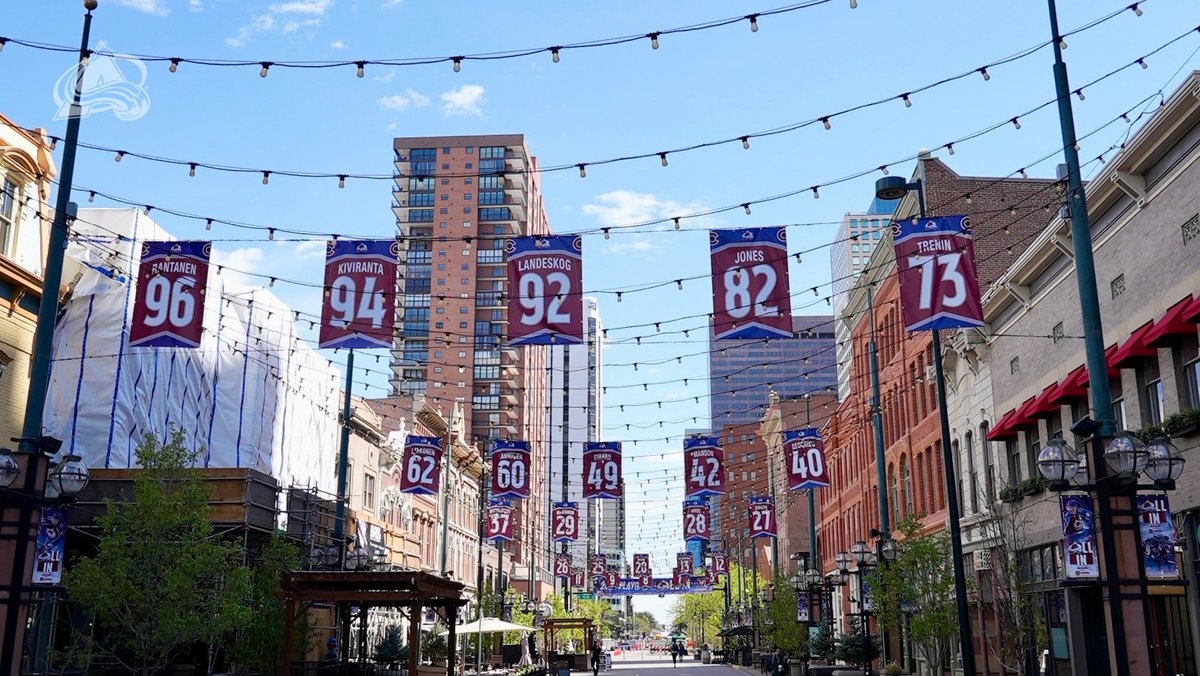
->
[386,121,397,131]
[281,18,321,33]
[440,85,486,117]
[114,0,170,15]
[211,247,266,288]
[378,89,430,111]
[374,69,397,83]
[382,0,403,7]
[291,240,328,261]
[268,0,331,14]
[584,190,713,259]
[330,40,346,49]
[605,239,660,254]
[188,0,203,11]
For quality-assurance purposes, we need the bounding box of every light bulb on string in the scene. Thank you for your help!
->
[114,151,125,162]
[47,136,57,151]
[1138,58,1148,69]
[551,47,561,63]
[649,33,660,49]
[742,203,751,215]
[821,117,831,130]
[205,218,213,231]
[879,165,889,175]
[673,217,681,230]
[1019,168,1028,179]
[1131,3,1143,16]
[188,162,197,177]
[811,186,819,199]
[577,164,587,178]
[452,57,462,72]
[1075,89,1085,101]
[87,191,94,203]
[946,143,955,155]
[1011,117,1021,130]
[741,136,750,150]
[356,61,365,78]
[603,228,610,240]
[260,62,271,77]
[676,280,683,290]
[659,152,668,167]
[979,67,990,81]
[747,14,759,31]
[261,171,270,185]
[338,175,346,189]
[169,58,179,73]
[901,93,912,107]
[268,228,276,241]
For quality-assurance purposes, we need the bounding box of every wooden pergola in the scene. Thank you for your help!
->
[541,617,596,672]
[279,569,467,676]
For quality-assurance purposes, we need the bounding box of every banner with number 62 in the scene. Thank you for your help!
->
[784,428,829,490]
[491,439,531,499]
[894,215,984,332]
[399,435,442,495]
[318,239,399,349]
[130,241,211,348]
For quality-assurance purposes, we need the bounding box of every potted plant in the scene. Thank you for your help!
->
[833,619,879,675]
[883,661,905,675]
[376,624,406,672]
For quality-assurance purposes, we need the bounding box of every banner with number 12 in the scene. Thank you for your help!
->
[893,215,984,332]
[318,239,399,349]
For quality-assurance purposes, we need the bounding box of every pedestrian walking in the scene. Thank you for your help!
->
[671,642,679,668]
[591,641,602,676]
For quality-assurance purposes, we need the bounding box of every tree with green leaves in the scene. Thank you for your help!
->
[224,533,300,673]
[869,515,959,675]
[809,620,837,664]
[65,429,253,675]
[669,561,766,646]
[630,610,660,637]
[976,500,1047,675]
[763,575,807,657]
[834,617,879,669]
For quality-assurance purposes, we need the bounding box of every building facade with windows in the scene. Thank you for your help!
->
[0,116,55,446]
[831,210,893,401]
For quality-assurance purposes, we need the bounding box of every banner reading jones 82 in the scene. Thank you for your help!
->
[709,227,793,340]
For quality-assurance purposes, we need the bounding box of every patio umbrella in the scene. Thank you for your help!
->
[439,617,538,636]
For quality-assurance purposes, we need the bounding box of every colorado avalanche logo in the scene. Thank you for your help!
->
[572,235,582,252]
[534,238,550,249]
[390,240,403,258]
[890,221,902,237]
[170,243,182,253]
[356,242,369,253]
[709,231,720,247]
[140,242,151,257]
[960,216,972,235]
[775,228,787,243]
[202,242,212,258]
[326,240,337,256]
[923,220,938,231]
[504,238,517,254]
[741,230,755,240]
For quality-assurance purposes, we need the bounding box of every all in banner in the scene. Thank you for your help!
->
[552,501,579,542]
[318,239,399,349]
[399,435,443,495]
[748,496,778,538]
[32,505,67,585]
[129,241,210,348]
[485,499,514,541]
[633,553,651,577]
[597,576,714,596]
[709,227,792,340]
[583,442,623,499]
[1061,495,1099,578]
[1138,494,1180,579]
[796,590,810,623]
[893,215,985,332]
[683,499,711,542]
[784,428,830,490]
[554,553,571,578]
[491,439,532,499]
[684,436,726,498]
[506,235,584,345]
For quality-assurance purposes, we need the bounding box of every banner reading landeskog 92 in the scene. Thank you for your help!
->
[506,235,584,345]
[319,239,399,349]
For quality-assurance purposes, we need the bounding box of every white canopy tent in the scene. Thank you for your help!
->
[439,617,537,636]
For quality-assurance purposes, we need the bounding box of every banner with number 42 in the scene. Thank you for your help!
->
[318,239,399,349]
[784,428,829,490]
[684,436,725,499]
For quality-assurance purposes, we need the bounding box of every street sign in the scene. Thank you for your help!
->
[576,592,596,600]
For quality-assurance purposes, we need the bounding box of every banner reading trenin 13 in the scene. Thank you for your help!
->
[748,496,777,538]
[683,499,711,542]
[491,439,531,499]
[552,501,579,542]
[319,239,399,349]
[506,235,584,345]
[485,499,514,541]
[684,435,725,499]
[399,435,443,495]
[709,227,793,340]
[130,241,211,348]
[784,428,830,490]
[893,215,984,332]
[583,442,623,499]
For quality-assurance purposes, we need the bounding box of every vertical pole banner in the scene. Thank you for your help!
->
[1060,495,1100,578]
[633,553,651,577]
[570,568,585,588]
[485,499,514,541]
[684,436,726,498]
[796,590,810,623]
[400,435,443,495]
[711,551,729,576]
[683,499,711,542]
[784,428,830,490]
[676,552,694,575]
[1138,494,1180,579]
[583,442,623,499]
[491,439,532,499]
[554,553,572,578]
[748,496,777,538]
[319,239,399,349]
[551,501,579,542]
[590,554,608,576]
[32,505,67,585]
[893,215,984,331]
[709,227,793,340]
[129,241,210,348]
[506,235,584,345]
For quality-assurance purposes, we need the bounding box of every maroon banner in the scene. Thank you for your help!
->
[784,428,830,490]
[554,553,571,578]
[638,573,654,587]
[506,235,584,345]
[748,496,777,538]
[583,442,623,499]
[590,554,607,576]
[319,239,399,349]
[491,440,531,499]
[632,553,651,577]
[399,435,442,495]
[130,241,210,348]
[485,499,514,541]
[711,551,728,576]
[551,501,579,542]
[893,215,984,331]
[683,500,711,542]
[676,552,693,575]
[570,568,585,588]
[684,436,726,499]
[709,227,792,340]
[673,568,690,587]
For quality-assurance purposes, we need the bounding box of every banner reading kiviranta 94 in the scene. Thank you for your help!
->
[506,235,584,345]
[319,239,399,349]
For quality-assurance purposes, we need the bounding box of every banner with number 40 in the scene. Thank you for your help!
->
[784,428,829,490]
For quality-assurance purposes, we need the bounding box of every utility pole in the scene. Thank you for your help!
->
[439,412,452,576]
[475,464,487,673]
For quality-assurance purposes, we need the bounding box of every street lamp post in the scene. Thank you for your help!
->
[874,174,976,676]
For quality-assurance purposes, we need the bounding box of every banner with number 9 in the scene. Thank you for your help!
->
[319,239,398,349]
[709,227,793,340]
[893,215,984,332]
[491,439,531,499]
[130,241,211,348]
[399,435,442,495]
[583,442,623,499]
[684,435,725,498]
[552,502,579,542]
[748,496,777,539]
[784,428,830,490]
[506,235,584,345]
[683,500,711,542]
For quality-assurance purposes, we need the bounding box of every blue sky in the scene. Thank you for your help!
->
[2,0,1197,622]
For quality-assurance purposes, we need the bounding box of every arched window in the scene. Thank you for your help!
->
[901,454,914,518]
[933,441,944,510]
[916,453,927,515]
[888,462,898,525]
[953,440,964,517]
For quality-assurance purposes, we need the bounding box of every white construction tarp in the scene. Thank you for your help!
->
[42,208,338,495]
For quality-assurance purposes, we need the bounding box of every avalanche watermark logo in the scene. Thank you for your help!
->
[53,42,151,121]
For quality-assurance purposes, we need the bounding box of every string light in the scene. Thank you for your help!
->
[114,151,125,162]
[811,186,819,199]
[742,203,751,215]
[965,194,973,205]
[1131,3,1143,16]
[659,152,668,167]
[1019,168,1028,179]
[902,93,912,107]
[356,61,365,78]
[188,162,197,177]
[338,175,346,189]
[205,218,213,231]
[169,58,179,73]
[603,228,611,240]
[1011,117,1021,130]
[979,67,990,81]
[268,228,276,241]
[87,191,94,202]
[551,47,561,63]
[741,136,750,150]
[673,217,681,230]
[1138,58,1148,69]
[47,136,57,151]
[747,14,759,31]
[1058,37,1068,50]
[946,143,955,155]
[1075,89,1085,101]
[0,38,6,53]
[452,57,462,72]
[821,117,831,130]
[849,0,857,7]
[262,171,270,185]
[676,280,683,290]
[649,33,660,50]
[617,292,623,302]
[259,62,271,77]
[879,165,889,175]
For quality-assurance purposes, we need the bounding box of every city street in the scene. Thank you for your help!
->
[608,650,741,675]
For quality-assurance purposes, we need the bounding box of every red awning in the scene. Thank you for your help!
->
[1012,396,1040,425]
[1027,384,1061,417]
[1144,296,1196,347]
[1184,295,1200,323]
[986,409,1020,440]
[1048,365,1088,404]
[1110,321,1157,369]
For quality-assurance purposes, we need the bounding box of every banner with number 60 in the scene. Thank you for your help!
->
[318,239,399,350]
[491,439,531,499]
[784,428,830,490]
